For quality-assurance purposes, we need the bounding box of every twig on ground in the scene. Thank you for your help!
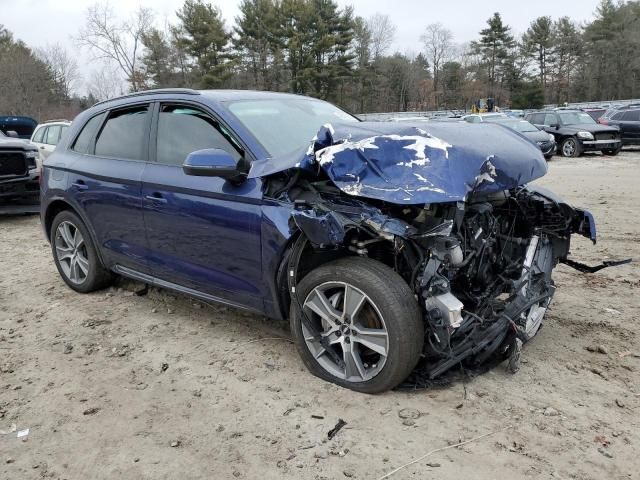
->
[376,425,514,480]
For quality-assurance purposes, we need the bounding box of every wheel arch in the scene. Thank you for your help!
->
[44,198,108,268]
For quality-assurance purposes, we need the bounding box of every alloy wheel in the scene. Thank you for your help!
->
[562,139,577,157]
[302,282,389,382]
[54,221,90,284]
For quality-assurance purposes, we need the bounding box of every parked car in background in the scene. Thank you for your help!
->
[0,115,38,139]
[525,110,621,157]
[484,117,556,159]
[600,108,640,146]
[0,129,40,205]
[504,109,525,118]
[461,112,509,123]
[40,89,606,393]
[582,108,607,121]
[30,120,71,165]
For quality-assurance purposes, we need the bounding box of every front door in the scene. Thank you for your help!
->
[142,103,264,311]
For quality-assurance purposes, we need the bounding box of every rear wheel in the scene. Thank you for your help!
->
[50,210,113,293]
[560,137,581,157]
[290,257,423,394]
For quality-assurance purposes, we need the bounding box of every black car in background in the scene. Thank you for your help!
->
[525,110,621,157]
[0,129,40,205]
[485,117,556,159]
[599,108,640,146]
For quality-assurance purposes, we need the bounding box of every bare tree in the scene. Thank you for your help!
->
[86,64,126,102]
[367,13,396,59]
[78,2,153,92]
[420,23,454,101]
[36,43,81,98]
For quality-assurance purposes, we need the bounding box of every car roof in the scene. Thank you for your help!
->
[92,88,315,109]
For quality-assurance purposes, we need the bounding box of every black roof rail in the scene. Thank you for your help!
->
[92,88,201,107]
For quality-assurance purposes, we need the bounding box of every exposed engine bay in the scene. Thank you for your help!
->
[263,122,631,387]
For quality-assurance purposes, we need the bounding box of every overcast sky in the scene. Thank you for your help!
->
[3,0,605,93]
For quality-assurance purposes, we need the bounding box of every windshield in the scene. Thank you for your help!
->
[559,112,596,126]
[489,119,538,133]
[225,98,359,157]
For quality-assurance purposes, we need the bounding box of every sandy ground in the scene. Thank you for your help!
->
[1,150,639,480]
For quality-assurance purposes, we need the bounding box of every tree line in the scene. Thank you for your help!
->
[1,0,639,121]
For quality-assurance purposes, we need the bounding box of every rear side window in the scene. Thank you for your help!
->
[155,104,242,166]
[612,111,625,120]
[45,125,62,145]
[529,114,543,124]
[72,114,105,154]
[95,105,149,160]
[32,127,45,143]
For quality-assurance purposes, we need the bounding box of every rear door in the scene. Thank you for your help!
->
[141,102,264,311]
[66,105,151,273]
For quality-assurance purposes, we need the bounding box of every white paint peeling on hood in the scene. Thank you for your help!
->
[315,127,452,168]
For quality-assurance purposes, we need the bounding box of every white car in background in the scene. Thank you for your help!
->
[30,119,71,165]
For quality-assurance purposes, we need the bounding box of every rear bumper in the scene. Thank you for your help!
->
[0,170,40,200]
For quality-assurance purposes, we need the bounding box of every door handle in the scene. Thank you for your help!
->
[145,193,167,204]
[72,180,88,190]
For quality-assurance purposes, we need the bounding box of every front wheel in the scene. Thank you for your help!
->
[290,257,424,394]
[50,210,113,293]
[560,137,582,157]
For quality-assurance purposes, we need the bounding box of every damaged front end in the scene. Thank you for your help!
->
[263,122,630,386]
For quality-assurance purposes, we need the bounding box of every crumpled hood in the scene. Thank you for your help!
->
[250,121,548,205]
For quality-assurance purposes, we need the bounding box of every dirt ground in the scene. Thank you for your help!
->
[1,150,639,480]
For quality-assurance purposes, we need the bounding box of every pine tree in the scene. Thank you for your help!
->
[472,13,515,100]
[174,0,234,88]
[523,16,554,95]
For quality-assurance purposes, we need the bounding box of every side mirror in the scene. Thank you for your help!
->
[182,148,246,184]
[6,130,19,138]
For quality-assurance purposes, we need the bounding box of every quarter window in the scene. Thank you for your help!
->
[155,104,242,166]
[72,114,105,154]
[95,105,149,160]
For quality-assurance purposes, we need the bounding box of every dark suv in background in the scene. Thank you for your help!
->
[599,108,640,146]
[0,129,40,207]
[525,110,621,157]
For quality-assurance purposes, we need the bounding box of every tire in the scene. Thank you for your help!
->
[560,137,582,158]
[290,257,424,394]
[50,210,113,293]
[603,146,621,156]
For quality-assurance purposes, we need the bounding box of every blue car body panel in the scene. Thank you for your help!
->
[40,89,594,321]
[250,121,548,205]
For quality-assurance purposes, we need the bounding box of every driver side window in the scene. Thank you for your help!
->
[543,114,557,126]
[156,104,242,166]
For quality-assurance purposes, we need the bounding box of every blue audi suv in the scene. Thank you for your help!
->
[42,89,611,393]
